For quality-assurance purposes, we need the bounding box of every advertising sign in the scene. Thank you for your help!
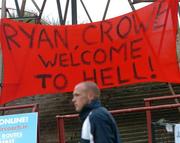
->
[175,124,180,143]
[0,112,38,143]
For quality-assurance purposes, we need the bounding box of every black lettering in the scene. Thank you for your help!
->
[153,0,168,30]
[70,53,80,67]
[117,16,132,39]
[93,49,107,64]
[83,69,97,83]
[110,43,127,62]
[132,15,149,34]
[19,26,35,48]
[82,25,98,45]
[38,29,53,48]
[148,56,156,79]
[100,21,113,42]
[81,50,91,65]
[117,66,130,84]
[100,67,113,86]
[38,54,57,68]
[148,56,154,72]
[3,23,20,50]
[54,28,68,49]
[35,74,52,88]
[132,11,153,34]
[130,38,143,59]
[133,62,147,80]
[53,74,68,90]
[59,53,69,67]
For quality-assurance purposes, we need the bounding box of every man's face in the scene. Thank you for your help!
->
[72,84,89,112]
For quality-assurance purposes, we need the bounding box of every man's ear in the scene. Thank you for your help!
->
[87,91,94,101]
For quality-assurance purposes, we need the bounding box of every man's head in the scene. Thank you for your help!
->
[72,81,100,112]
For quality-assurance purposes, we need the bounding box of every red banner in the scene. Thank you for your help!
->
[0,0,179,104]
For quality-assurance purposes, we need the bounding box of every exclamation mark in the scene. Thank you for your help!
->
[148,56,156,79]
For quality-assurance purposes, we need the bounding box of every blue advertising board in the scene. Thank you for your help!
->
[0,112,38,143]
[175,124,180,143]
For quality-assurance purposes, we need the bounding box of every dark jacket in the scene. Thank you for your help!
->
[79,100,122,143]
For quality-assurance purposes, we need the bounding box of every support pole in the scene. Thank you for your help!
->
[31,0,41,13]
[14,0,21,17]
[20,0,27,17]
[71,0,77,24]
[128,0,136,11]
[56,0,70,25]
[56,0,64,25]
[102,0,110,20]
[1,0,6,18]
[80,0,92,22]
[168,83,180,112]
[37,0,47,23]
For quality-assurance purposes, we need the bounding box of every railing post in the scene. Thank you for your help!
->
[145,101,152,143]
[56,95,180,143]
[57,116,65,143]
[32,104,40,143]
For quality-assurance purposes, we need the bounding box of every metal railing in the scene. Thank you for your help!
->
[56,95,180,143]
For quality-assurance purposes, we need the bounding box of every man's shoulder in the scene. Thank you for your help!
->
[89,106,110,121]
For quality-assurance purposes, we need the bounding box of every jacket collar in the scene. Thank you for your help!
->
[79,100,101,122]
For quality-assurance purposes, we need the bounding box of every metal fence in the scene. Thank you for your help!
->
[57,95,180,143]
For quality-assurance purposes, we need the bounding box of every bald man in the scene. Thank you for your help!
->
[72,81,122,143]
